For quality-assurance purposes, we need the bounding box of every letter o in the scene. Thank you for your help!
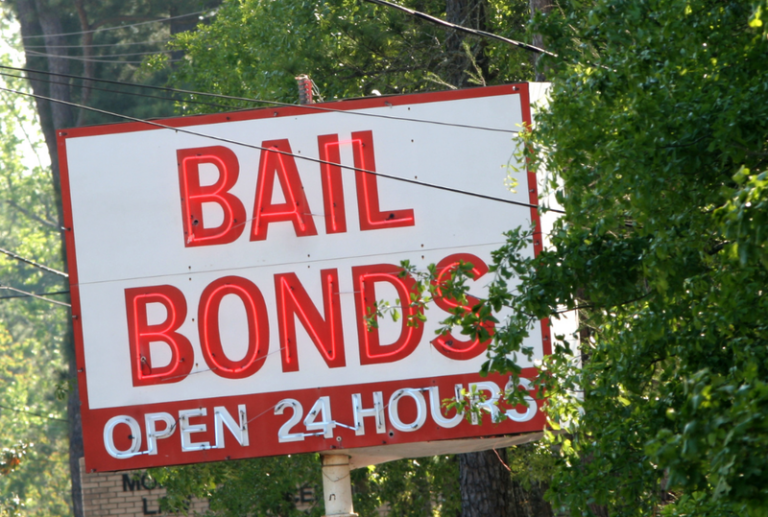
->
[198,276,270,379]
[388,389,427,432]
[104,415,142,459]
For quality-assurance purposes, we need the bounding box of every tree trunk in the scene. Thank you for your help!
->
[529,0,553,81]
[509,479,553,517]
[73,0,95,127]
[444,0,489,88]
[13,2,83,516]
[459,449,512,517]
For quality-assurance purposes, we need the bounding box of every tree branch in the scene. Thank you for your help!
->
[74,0,94,125]
[362,0,556,56]
[5,199,61,230]
[89,16,157,31]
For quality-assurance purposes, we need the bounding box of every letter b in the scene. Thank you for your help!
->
[125,285,193,386]
[177,146,246,247]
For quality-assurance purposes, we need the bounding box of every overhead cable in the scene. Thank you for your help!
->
[0,284,71,307]
[0,71,234,111]
[24,50,178,65]
[20,10,211,40]
[0,64,519,134]
[0,289,69,301]
[363,0,557,57]
[0,247,68,278]
[26,49,170,59]
[23,39,171,50]
[0,84,565,214]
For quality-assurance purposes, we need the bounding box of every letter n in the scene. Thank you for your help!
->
[275,269,345,372]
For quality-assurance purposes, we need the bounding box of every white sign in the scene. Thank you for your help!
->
[59,84,551,471]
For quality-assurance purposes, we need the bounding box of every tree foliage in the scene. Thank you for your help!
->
[453,0,768,515]
[146,1,547,516]
[14,0,766,514]
[0,2,219,514]
[0,35,71,516]
[152,454,462,517]
[143,1,559,516]
[161,0,533,113]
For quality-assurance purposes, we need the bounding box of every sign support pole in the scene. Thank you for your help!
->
[321,454,357,517]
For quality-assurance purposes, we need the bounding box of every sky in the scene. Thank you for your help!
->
[0,14,52,173]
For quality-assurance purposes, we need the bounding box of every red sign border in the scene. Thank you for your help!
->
[57,83,550,472]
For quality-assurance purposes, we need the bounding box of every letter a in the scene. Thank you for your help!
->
[250,139,318,241]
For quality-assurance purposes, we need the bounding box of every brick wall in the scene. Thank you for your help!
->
[79,458,209,516]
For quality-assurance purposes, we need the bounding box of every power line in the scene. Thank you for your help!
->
[23,39,171,50]
[24,50,179,65]
[0,285,71,307]
[0,84,564,214]
[20,10,211,40]
[27,49,169,59]
[0,71,235,111]
[0,290,69,301]
[0,247,68,278]
[0,64,520,135]
[363,0,557,57]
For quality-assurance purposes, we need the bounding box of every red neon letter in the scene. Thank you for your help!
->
[177,146,246,247]
[198,276,270,379]
[125,285,193,386]
[352,264,424,365]
[275,269,346,372]
[250,139,318,241]
[431,253,493,360]
[352,130,415,231]
[317,134,347,234]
